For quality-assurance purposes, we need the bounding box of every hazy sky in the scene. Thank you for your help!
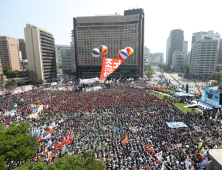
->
[1,0,222,60]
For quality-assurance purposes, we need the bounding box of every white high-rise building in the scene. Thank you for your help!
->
[190,37,218,79]
[24,24,57,81]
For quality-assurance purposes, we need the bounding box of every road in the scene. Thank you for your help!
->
[151,66,218,93]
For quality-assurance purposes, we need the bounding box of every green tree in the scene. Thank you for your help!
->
[16,151,105,170]
[0,122,39,163]
[7,80,17,89]
[216,70,222,81]
[0,155,6,170]
[3,67,16,78]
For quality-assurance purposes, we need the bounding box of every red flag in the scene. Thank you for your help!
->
[65,133,68,138]
[48,153,51,163]
[149,147,152,152]
[54,144,57,156]
[5,118,11,123]
[100,57,124,80]
[37,137,42,142]
[122,135,128,145]
[4,91,8,95]
[58,142,62,149]
[10,90,13,93]
[70,135,74,141]
[47,129,53,133]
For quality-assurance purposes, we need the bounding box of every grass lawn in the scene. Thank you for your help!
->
[173,103,200,114]
[157,94,164,100]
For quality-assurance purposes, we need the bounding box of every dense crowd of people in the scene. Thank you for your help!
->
[0,83,222,170]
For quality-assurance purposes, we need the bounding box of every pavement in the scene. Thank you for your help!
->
[28,105,44,118]
[151,67,218,93]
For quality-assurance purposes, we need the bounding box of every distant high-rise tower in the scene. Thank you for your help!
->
[24,24,57,81]
[183,41,188,54]
[18,39,27,60]
[55,45,70,71]
[73,8,144,78]
[166,29,184,66]
[0,35,21,71]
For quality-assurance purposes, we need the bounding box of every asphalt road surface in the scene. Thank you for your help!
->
[151,66,218,93]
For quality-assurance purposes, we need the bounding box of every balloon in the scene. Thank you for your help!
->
[125,47,134,57]
[118,49,128,60]
[92,48,100,58]
[99,45,108,55]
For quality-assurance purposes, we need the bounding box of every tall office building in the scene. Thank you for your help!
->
[18,39,27,60]
[70,37,76,72]
[183,41,188,54]
[0,35,21,71]
[186,51,191,64]
[61,47,72,71]
[166,29,184,66]
[24,24,57,81]
[149,53,164,65]
[190,37,218,78]
[192,31,220,48]
[172,50,186,72]
[73,8,144,78]
[55,45,70,71]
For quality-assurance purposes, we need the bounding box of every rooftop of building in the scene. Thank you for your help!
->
[0,36,18,41]
[25,24,53,35]
[170,29,183,33]
[75,8,144,23]
[7,77,31,83]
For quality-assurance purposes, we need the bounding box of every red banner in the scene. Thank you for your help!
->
[100,57,124,80]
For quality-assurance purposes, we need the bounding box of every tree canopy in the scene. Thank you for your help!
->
[15,151,105,170]
[145,64,153,77]
[216,70,222,82]
[0,122,39,163]
[3,67,16,78]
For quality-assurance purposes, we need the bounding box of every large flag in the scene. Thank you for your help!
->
[200,150,207,160]
[197,158,208,169]
[199,148,205,155]
[47,140,52,147]
[48,152,51,163]
[161,161,164,170]
[62,144,66,154]
[122,135,128,145]
[37,136,42,142]
[155,151,162,160]
[59,119,64,123]
[47,129,53,133]
[198,142,202,149]
[185,155,189,169]
[5,118,11,122]
[43,134,51,139]
[100,57,124,80]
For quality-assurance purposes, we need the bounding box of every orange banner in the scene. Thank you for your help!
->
[100,57,124,80]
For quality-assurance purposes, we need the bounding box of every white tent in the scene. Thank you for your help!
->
[80,78,99,85]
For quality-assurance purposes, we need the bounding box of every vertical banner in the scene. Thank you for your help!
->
[100,57,124,80]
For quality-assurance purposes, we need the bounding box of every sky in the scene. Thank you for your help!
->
[1,0,222,62]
